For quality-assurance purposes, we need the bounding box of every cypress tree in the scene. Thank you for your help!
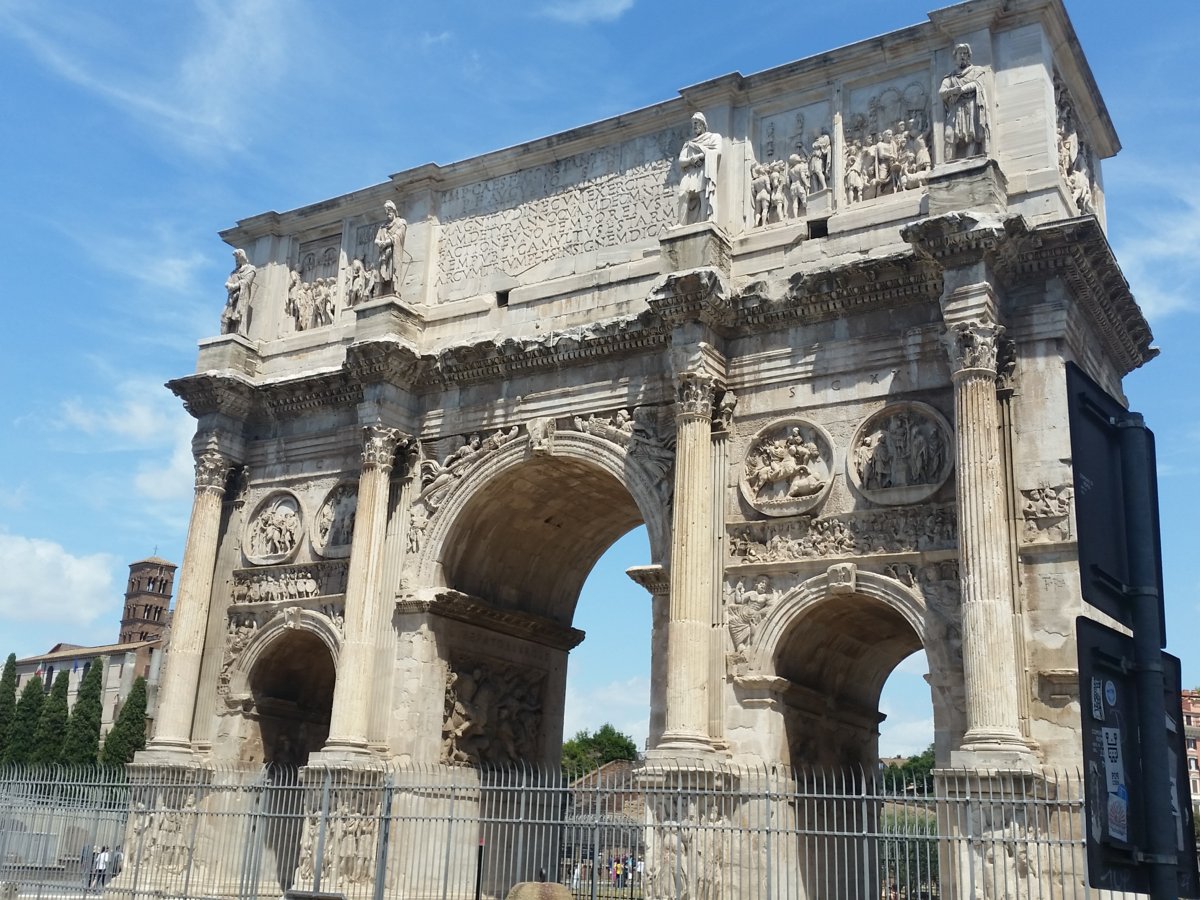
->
[0,653,16,760]
[32,670,71,766]
[4,675,45,765]
[62,661,104,766]
[101,677,148,767]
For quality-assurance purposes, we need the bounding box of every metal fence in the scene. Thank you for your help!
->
[0,761,1159,900]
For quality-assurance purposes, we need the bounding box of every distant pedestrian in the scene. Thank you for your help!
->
[90,846,110,889]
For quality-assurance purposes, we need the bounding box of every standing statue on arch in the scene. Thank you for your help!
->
[676,112,722,225]
[940,42,990,160]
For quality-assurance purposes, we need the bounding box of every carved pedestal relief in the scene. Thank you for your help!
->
[244,492,303,565]
[848,403,953,505]
[845,77,932,205]
[739,419,834,517]
[313,483,358,558]
[441,659,545,766]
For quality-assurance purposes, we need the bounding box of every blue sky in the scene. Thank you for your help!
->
[1,0,1196,758]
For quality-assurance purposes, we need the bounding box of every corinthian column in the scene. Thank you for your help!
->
[942,288,1030,762]
[657,371,717,753]
[149,447,232,754]
[324,424,404,755]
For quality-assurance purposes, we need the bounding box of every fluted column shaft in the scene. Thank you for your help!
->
[325,425,403,753]
[151,449,231,751]
[944,300,1027,756]
[660,372,717,751]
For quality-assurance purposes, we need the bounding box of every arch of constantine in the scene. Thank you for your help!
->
[132,0,1156,892]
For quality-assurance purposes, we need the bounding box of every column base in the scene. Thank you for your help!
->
[952,728,1038,770]
[308,743,376,767]
[646,730,721,765]
[135,741,200,767]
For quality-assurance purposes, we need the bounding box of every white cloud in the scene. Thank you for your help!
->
[134,414,198,504]
[420,30,452,48]
[60,377,187,450]
[0,531,117,626]
[1110,163,1200,321]
[539,0,634,25]
[563,674,650,752]
[878,715,935,758]
[0,0,297,157]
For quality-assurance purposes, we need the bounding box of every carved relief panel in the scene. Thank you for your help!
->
[1054,73,1097,215]
[739,418,835,517]
[283,233,342,335]
[441,658,545,766]
[1020,485,1073,543]
[243,491,304,565]
[848,402,952,505]
[313,482,358,558]
[751,100,834,227]
[844,73,932,205]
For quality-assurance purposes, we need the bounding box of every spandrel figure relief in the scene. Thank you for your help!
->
[725,575,780,650]
[313,483,358,558]
[244,492,303,565]
[739,419,834,517]
[849,403,953,505]
[940,42,990,161]
[220,248,256,335]
[677,112,722,225]
[844,81,931,205]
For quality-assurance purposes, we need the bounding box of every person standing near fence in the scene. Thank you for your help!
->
[90,846,110,889]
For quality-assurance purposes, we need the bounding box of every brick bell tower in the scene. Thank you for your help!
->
[119,556,177,644]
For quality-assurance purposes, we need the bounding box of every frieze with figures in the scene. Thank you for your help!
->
[729,503,957,563]
[232,560,350,603]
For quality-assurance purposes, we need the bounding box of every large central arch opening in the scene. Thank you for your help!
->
[436,452,654,768]
[774,592,925,770]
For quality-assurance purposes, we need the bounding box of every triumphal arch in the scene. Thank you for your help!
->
[144,0,1150,800]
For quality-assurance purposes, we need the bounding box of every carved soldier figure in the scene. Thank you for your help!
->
[373,200,407,295]
[787,146,809,218]
[676,112,722,225]
[809,129,831,191]
[940,43,990,160]
[220,248,256,335]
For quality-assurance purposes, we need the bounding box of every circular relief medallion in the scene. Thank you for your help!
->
[848,402,953,505]
[739,418,835,517]
[312,482,358,558]
[244,491,304,565]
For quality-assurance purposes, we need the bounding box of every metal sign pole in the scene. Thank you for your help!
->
[1119,415,1176,900]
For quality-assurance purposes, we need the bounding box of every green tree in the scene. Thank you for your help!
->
[882,743,936,794]
[561,723,638,772]
[62,661,103,766]
[31,670,70,766]
[4,675,46,765]
[101,677,148,767]
[0,653,16,760]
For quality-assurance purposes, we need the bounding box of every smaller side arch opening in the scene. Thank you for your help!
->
[247,630,336,767]
[773,592,924,770]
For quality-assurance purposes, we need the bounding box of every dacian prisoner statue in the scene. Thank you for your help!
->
[220,248,256,335]
[940,42,990,160]
[676,112,722,225]
[374,200,407,296]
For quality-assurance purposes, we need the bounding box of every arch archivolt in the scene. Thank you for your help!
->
[743,565,930,678]
[226,607,343,700]
[411,429,671,588]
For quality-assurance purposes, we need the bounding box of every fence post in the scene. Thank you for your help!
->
[313,769,332,895]
[372,774,394,900]
[238,770,267,900]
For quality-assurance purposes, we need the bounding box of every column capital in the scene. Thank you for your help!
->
[675,371,718,420]
[945,315,1006,376]
[193,448,232,495]
[360,425,406,472]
